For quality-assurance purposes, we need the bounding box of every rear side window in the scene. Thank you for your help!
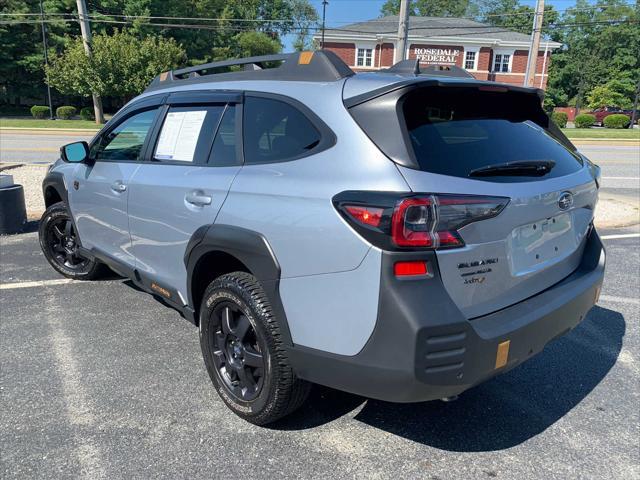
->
[209,105,237,167]
[243,97,321,164]
[402,88,583,181]
[154,105,224,164]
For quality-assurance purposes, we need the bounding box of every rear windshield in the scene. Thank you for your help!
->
[402,87,583,181]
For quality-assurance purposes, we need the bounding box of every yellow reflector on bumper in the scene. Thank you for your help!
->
[495,340,510,369]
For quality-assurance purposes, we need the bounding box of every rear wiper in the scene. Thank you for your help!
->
[469,160,556,178]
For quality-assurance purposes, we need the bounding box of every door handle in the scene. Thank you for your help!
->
[185,191,212,206]
[111,181,127,193]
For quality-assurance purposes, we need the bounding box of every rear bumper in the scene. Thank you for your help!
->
[288,227,605,402]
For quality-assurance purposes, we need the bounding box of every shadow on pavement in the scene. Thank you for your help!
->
[273,306,624,451]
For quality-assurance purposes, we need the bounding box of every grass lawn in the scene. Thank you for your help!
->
[0,118,102,130]
[562,128,640,140]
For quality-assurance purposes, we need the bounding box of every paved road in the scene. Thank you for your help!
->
[0,131,95,165]
[1,226,638,479]
[577,145,640,200]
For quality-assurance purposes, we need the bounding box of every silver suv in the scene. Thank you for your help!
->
[39,51,605,425]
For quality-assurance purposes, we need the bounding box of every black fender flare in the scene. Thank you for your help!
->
[41,170,85,247]
[185,224,293,346]
[42,170,70,209]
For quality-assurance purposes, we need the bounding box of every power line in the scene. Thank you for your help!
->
[1,17,636,34]
[1,1,636,22]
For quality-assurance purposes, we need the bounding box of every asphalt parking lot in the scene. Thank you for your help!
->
[1,223,638,479]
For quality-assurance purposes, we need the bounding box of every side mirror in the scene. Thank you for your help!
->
[61,141,89,163]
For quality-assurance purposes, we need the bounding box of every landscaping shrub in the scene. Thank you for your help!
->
[56,105,76,119]
[30,105,50,119]
[603,113,631,129]
[79,106,94,121]
[551,111,568,128]
[574,113,596,128]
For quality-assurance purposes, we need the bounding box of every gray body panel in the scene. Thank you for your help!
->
[128,164,240,303]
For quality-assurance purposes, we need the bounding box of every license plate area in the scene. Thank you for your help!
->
[508,212,578,275]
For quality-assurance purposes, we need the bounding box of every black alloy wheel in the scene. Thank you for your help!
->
[199,272,311,425]
[210,302,266,402]
[45,216,89,270]
[38,202,103,280]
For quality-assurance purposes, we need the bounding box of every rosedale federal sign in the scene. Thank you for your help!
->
[414,47,461,65]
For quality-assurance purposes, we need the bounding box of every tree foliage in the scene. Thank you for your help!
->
[479,0,558,34]
[545,0,639,111]
[587,79,635,109]
[46,30,186,102]
[1,0,315,105]
[381,0,472,17]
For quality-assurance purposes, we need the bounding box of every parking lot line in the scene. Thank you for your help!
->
[600,233,640,240]
[599,295,640,306]
[0,278,75,290]
[45,294,107,478]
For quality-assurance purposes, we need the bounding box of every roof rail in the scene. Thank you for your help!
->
[382,59,475,79]
[145,51,355,92]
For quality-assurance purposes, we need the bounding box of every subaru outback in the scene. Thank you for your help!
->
[39,51,605,425]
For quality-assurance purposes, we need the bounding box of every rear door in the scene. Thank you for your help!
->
[350,83,598,318]
[127,92,242,303]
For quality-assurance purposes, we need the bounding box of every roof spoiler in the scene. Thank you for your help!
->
[382,59,475,79]
[145,51,355,92]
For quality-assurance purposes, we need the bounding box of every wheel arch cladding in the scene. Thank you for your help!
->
[185,224,293,346]
[42,171,68,208]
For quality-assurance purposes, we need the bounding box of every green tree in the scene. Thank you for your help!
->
[587,79,635,109]
[1,0,317,106]
[546,0,639,110]
[290,0,319,51]
[480,0,558,34]
[212,31,281,60]
[1,0,78,105]
[381,0,472,17]
[46,30,186,105]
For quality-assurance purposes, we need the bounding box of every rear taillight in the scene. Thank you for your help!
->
[334,192,509,251]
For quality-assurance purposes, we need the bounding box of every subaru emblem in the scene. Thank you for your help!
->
[558,192,573,211]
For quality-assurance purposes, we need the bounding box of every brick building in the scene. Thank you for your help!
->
[314,16,561,89]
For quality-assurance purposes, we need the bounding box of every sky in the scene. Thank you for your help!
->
[282,0,583,51]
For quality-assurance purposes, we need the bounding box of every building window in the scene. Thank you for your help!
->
[464,51,477,70]
[493,53,511,73]
[356,47,373,67]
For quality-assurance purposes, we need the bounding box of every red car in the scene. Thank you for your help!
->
[589,107,634,126]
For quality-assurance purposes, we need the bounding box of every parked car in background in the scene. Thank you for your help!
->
[589,106,634,126]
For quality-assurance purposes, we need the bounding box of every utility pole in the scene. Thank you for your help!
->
[397,0,410,61]
[39,0,54,120]
[76,0,104,124]
[321,1,328,49]
[630,78,640,129]
[524,0,544,87]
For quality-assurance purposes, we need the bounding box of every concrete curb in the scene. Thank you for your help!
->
[572,140,640,146]
[0,127,100,135]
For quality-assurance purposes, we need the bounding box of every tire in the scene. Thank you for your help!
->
[38,202,104,280]
[199,271,310,425]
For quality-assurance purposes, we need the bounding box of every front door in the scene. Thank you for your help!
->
[70,107,161,267]
[128,97,242,304]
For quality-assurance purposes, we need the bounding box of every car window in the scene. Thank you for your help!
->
[154,105,224,164]
[402,88,583,182]
[243,97,321,164]
[209,105,237,167]
[93,109,158,161]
